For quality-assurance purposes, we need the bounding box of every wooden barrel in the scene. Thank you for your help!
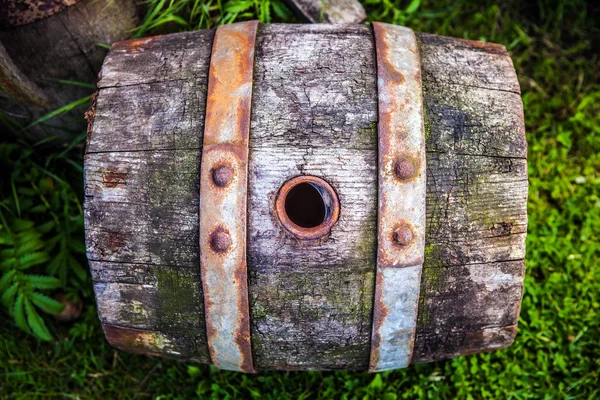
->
[84,22,527,372]
[0,0,140,134]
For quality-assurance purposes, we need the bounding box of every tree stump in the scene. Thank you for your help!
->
[0,0,140,135]
[84,24,527,371]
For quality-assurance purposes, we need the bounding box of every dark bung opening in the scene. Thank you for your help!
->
[276,175,340,240]
[284,182,327,228]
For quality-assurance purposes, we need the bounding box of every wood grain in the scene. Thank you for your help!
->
[413,33,527,363]
[247,24,378,370]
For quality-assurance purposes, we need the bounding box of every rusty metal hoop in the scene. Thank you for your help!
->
[198,20,259,373]
[369,22,427,372]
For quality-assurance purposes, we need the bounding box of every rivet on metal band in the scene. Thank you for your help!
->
[369,22,426,372]
[199,20,259,373]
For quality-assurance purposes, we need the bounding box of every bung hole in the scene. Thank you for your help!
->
[284,182,326,228]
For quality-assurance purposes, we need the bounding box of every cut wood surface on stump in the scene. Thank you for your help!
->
[85,24,527,370]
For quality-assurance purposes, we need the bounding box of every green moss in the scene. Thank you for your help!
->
[154,267,200,335]
[356,121,378,148]
[147,151,200,208]
[423,114,432,140]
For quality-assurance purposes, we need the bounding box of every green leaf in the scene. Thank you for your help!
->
[22,275,61,289]
[17,252,50,270]
[187,365,202,378]
[271,0,292,19]
[37,220,56,234]
[69,240,86,254]
[0,269,16,292]
[13,237,45,256]
[0,257,17,269]
[24,298,53,341]
[13,292,30,334]
[1,282,19,308]
[68,255,87,282]
[224,0,253,13]
[11,219,34,232]
[29,204,47,213]
[52,79,96,89]
[11,178,20,217]
[405,0,421,14]
[24,95,92,130]
[30,292,65,315]
[369,374,383,390]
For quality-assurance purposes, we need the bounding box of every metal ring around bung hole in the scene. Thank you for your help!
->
[275,175,340,241]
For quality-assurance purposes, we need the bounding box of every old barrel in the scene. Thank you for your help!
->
[84,22,527,372]
[0,0,140,134]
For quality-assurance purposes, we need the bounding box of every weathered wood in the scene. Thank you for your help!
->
[85,24,527,370]
[0,0,139,135]
[413,33,526,363]
[84,29,215,362]
[285,0,366,23]
[247,24,377,370]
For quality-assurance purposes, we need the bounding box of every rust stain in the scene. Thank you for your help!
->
[274,175,340,241]
[103,324,168,358]
[113,37,159,53]
[199,20,258,374]
[454,37,506,53]
[203,23,257,147]
[104,232,126,253]
[392,222,414,248]
[211,164,234,188]
[393,154,421,182]
[369,271,389,369]
[233,263,253,373]
[373,21,426,267]
[103,167,127,187]
[209,226,231,254]
[375,29,406,85]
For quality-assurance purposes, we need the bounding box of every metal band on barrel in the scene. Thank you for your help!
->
[199,20,259,373]
[369,22,426,372]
